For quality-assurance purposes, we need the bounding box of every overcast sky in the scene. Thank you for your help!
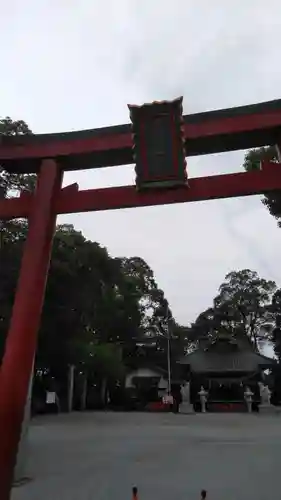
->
[2,1,281,327]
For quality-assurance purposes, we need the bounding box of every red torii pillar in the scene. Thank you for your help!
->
[0,160,63,499]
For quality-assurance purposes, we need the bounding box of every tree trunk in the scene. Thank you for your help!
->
[101,378,107,407]
[80,375,87,411]
[67,365,75,412]
[13,366,33,483]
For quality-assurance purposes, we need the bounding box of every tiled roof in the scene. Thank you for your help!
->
[178,350,275,373]
[128,363,168,376]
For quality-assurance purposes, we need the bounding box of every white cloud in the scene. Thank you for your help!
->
[1,0,281,324]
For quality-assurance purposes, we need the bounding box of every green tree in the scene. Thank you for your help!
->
[37,225,139,376]
[243,146,281,225]
[0,116,36,197]
[190,307,226,343]
[214,269,276,349]
[91,343,125,380]
[268,289,281,360]
[0,116,36,256]
[190,270,276,351]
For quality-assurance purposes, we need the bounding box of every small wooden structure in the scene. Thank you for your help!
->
[125,364,169,401]
[178,334,276,411]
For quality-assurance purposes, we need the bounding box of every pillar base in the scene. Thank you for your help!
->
[180,403,194,414]
[259,404,279,414]
[13,477,32,488]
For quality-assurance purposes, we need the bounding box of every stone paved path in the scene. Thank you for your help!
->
[11,411,281,500]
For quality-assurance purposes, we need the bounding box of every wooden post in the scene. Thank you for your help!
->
[68,365,75,412]
[101,378,108,408]
[0,160,63,499]
[132,486,138,500]
[81,374,88,411]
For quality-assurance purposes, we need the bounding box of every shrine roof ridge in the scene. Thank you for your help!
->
[1,97,281,174]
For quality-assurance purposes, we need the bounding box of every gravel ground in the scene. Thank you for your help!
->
[11,411,281,500]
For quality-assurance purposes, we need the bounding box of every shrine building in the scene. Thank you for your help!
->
[178,333,276,412]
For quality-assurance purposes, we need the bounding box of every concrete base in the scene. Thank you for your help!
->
[259,404,279,415]
[180,402,194,414]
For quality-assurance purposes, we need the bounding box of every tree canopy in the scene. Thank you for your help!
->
[190,269,278,352]
[0,218,187,378]
[243,145,281,226]
[242,145,281,360]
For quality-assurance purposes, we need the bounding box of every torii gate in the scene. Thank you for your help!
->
[1,96,281,497]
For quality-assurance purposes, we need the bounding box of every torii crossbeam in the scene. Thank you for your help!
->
[0,97,281,498]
